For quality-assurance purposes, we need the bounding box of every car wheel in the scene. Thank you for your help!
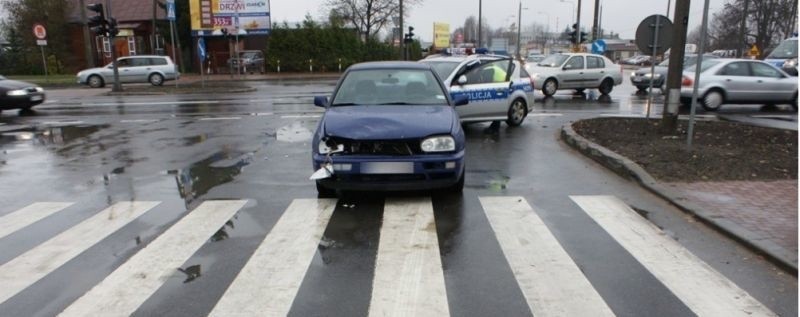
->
[18,107,36,116]
[791,93,798,111]
[542,78,557,97]
[88,75,104,88]
[598,79,614,95]
[316,181,336,198]
[701,89,724,111]
[506,98,527,127]
[149,73,164,86]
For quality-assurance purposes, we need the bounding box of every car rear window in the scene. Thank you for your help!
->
[587,56,605,69]
[332,69,448,106]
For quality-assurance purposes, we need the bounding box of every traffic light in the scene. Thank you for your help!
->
[87,3,108,36]
[568,30,578,45]
[580,31,589,43]
[108,18,119,36]
[404,26,415,44]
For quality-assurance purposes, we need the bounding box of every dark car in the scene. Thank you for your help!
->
[630,54,718,92]
[311,61,468,196]
[227,50,265,74]
[0,75,45,113]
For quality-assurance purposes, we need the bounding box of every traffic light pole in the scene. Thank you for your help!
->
[576,0,582,49]
[106,0,122,92]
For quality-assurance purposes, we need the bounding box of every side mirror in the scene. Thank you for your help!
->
[456,75,468,85]
[453,95,469,106]
[563,65,572,70]
[313,96,329,108]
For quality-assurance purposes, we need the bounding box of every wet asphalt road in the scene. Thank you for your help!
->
[0,79,796,317]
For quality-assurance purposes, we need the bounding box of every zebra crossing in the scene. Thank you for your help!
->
[0,195,778,316]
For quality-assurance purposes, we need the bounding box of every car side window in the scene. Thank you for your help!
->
[117,59,131,67]
[150,58,168,66]
[131,58,150,67]
[464,60,511,84]
[587,56,604,69]
[718,62,749,76]
[565,56,584,70]
[749,62,784,78]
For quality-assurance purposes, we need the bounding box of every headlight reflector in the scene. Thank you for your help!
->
[421,136,455,152]
[7,89,27,96]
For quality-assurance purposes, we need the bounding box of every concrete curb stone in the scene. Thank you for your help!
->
[561,123,798,274]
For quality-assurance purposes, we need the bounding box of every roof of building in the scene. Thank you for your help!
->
[66,0,166,24]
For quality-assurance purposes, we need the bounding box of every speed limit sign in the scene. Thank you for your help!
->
[33,23,47,40]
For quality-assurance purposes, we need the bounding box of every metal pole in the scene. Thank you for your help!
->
[478,0,482,47]
[79,0,95,67]
[516,1,522,60]
[646,15,661,120]
[40,46,49,83]
[107,0,122,92]
[199,38,205,88]
[170,20,178,88]
[152,0,157,54]
[399,0,404,60]
[592,0,600,40]
[687,0,711,148]
[662,0,689,132]
[576,0,582,47]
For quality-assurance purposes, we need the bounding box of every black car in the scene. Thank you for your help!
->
[0,75,45,113]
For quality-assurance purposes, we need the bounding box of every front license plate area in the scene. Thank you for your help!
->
[361,162,414,174]
[30,95,43,101]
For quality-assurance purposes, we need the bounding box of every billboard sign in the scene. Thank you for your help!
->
[190,0,271,35]
[433,22,450,48]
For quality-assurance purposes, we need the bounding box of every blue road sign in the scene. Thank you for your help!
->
[198,38,207,62]
[167,0,176,21]
[591,39,606,55]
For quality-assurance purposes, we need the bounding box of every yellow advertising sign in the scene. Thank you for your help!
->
[433,22,450,48]
[190,0,272,35]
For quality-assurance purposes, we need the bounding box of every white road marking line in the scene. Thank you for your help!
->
[0,201,159,305]
[528,113,564,117]
[369,197,450,317]
[281,115,321,119]
[60,200,247,317]
[82,100,221,106]
[252,112,274,116]
[479,196,615,317]
[570,195,777,317]
[0,202,74,240]
[44,100,60,104]
[198,116,241,121]
[119,119,159,123]
[210,199,336,316]
[41,121,84,125]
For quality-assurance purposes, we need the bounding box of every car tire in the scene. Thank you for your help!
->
[88,75,104,88]
[316,181,336,198]
[701,89,724,111]
[149,73,164,86]
[542,78,557,97]
[506,98,527,127]
[791,93,798,111]
[18,107,36,116]
[598,79,614,95]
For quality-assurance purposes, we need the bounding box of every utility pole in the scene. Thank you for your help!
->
[516,1,522,60]
[106,0,121,92]
[736,0,750,58]
[662,0,689,132]
[478,0,482,47]
[399,0,404,60]
[152,0,157,54]
[591,0,599,41]
[79,0,94,67]
[576,0,582,47]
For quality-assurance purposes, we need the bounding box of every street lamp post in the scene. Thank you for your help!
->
[516,2,522,60]
[478,0,482,47]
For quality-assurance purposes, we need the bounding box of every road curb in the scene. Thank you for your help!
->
[561,122,798,274]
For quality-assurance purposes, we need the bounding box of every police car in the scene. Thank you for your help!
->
[420,50,534,126]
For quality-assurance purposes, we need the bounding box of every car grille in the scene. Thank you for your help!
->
[327,137,422,155]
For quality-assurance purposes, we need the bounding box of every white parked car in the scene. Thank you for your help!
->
[527,53,623,96]
[76,55,179,88]
[420,54,535,126]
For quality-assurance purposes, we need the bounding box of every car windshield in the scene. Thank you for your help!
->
[766,39,798,59]
[331,68,448,106]
[537,54,569,67]
[422,61,460,79]
[240,52,259,59]
[685,59,720,72]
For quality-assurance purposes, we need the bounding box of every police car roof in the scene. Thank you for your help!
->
[349,61,432,70]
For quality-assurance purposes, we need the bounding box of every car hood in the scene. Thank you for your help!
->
[322,105,455,140]
[0,79,38,90]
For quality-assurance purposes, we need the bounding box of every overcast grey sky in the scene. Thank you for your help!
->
[273,0,728,42]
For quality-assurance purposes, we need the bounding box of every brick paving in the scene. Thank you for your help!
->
[666,180,798,255]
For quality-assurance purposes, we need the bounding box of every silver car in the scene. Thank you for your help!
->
[76,55,179,88]
[680,59,798,111]
[527,53,623,96]
[420,54,535,126]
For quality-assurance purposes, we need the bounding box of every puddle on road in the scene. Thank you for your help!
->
[276,121,313,143]
[1,125,109,146]
[168,150,254,204]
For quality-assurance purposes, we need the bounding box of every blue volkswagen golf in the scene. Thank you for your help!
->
[311,61,468,196]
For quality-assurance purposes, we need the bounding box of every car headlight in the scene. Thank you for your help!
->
[6,89,27,96]
[35,87,44,92]
[318,141,344,154]
[421,136,455,152]
[630,72,636,77]
[785,58,797,68]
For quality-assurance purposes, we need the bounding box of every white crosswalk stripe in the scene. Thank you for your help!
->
[480,196,615,317]
[571,195,777,317]
[369,197,450,317]
[210,199,337,316]
[59,200,247,317]
[0,201,160,305]
[0,202,74,240]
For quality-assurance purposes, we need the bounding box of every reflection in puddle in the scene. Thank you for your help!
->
[276,121,313,143]
[1,125,109,146]
[170,150,253,204]
[177,264,202,283]
[183,134,208,146]
[210,219,236,242]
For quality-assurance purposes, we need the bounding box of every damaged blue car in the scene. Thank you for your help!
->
[311,61,468,196]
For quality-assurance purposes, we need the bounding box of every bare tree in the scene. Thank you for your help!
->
[326,0,421,41]
[706,0,797,56]
[462,16,477,43]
